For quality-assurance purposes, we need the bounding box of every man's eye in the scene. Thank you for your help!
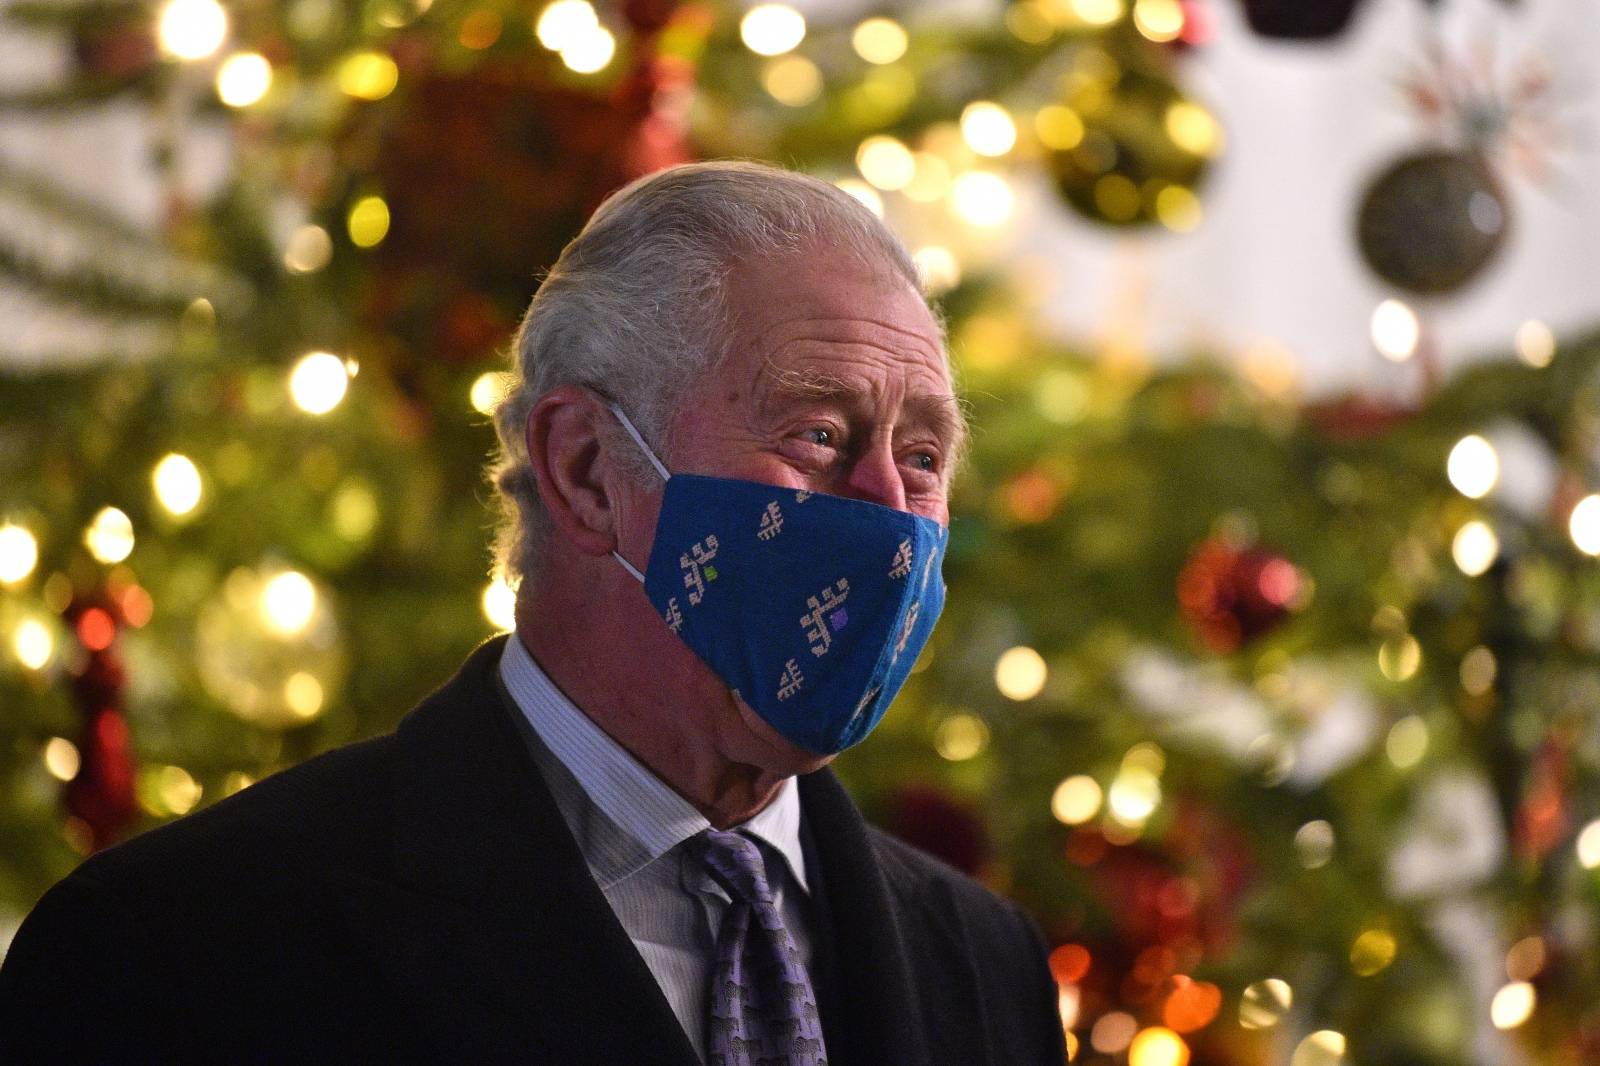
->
[911,452,937,473]
[802,427,833,447]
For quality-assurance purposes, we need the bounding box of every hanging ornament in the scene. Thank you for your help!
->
[62,594,140,850]
[1177,536,1301,652]
[1235,0,1365,40]
[1043,43,1218,231]
[1355,42,1557,296]
[1356,150,1508,295]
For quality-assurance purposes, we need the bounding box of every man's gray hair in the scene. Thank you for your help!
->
[486,160,927,585]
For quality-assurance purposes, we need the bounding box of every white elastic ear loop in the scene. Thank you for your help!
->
[605,402,669,583]
[605,402,671,482]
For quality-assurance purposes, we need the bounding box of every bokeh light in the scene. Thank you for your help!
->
[1490,981,1535,1029]
[1371,299,1419,362]
[1051,775,1102,824]
[216,52,272,107]
[260,570,317,636]
[856,135,916,191]
[152,453,203,517]
[1451,519,1498,576]
[1447,435,1499,499]
[961,102,1017,157]
[1239,977,1292,1029]
[1291,1030,1346,1066]
[741,4,806,56]
[950,171,1015,228]
[289,351,351,414]
[157,0,228,60]
[347,194,391,247]
[1128,1026,1188,1066]
[0,523,39,585]
[13,618,54,670]
[1514,319,1555,367]
[483,574,517,630]
[535,0,597,49]
[338,51,399,101]
[284,224,333,274]
[42,737,80,782]
[994,645,1047,700]
[852,17,908,64]
[762,56,823,106]
[935,714,989,760]
[84,507,135,564]
[1568,494,1600,555]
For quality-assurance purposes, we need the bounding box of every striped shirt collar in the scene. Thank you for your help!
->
[498,632,809,894]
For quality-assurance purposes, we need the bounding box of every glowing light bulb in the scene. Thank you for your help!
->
[741,4,805,57]
[347,194,390,248]
[260,570,316,636]
[1291,1030,1346,1066]
[1569,494,1600,555]
[762,55,822,106]
[1349,928,1397,976]
[935,714,989,761]
[338,51,399,101]
[153,453,203,517]
[1133,0,1184,42]
[283,224,333,274]
[284,671,325,719]
[216,52,272,107]
[1451,519,1498,576]
[470,372,513,415]
[0,523,39,585]
[1576,818,1600,869]
[1128,1026,1189,1066]
[960,102,1017,157]
[1385,715,1428,769]
[84,507,135,564]
[1515,319,1555,368]
[43,737,80,781]
[1371,299,1419,362]
[950,171,1014,228]
[157,0,228,60]
[536,0,598,49]
[851,17,907,64]
[856,135,915,191]
[1238,978,1292,1029]
[1051,775,1102,824]
[1108,766,1161,824]
[1164,100,1221,156]
[483,574,517,630]
[1447,435,1499,499]
[560,25,615,73]
[289,351,350,414]
[14,618,54,670]
[1070,0,1125,26]
[1490,981,1535,1030]
[994,645,1047,700]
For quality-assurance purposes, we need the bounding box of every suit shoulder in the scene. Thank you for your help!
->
[864,824,1025,925]
[71,731,398,899]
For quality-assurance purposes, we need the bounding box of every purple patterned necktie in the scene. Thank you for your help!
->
[692,829,828,1066]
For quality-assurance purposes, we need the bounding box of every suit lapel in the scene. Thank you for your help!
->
[798,770,933,1066]
[348,635,700,1065]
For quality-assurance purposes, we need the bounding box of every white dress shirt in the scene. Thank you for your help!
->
[497,633,814,1061]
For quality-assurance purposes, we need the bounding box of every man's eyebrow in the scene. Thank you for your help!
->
[756,365,970,452]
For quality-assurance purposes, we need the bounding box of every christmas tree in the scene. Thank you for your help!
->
[2,0,1596,1062]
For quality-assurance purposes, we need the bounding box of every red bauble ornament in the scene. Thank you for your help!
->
[1303,393,1419,442]
[63,596,139,849]
[1177,536,1300,652]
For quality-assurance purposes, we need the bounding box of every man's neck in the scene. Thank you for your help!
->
[513,571,790,829]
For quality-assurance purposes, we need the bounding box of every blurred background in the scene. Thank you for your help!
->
[1,0,1598,1061]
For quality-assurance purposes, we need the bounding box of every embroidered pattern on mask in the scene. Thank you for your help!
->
[776,658,804,701]
[888,539,913,579]
[800,579,850,656]
[757,502,784,541]
[680,536,720,604]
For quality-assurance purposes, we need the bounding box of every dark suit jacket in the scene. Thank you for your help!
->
[0,636,1065,1064]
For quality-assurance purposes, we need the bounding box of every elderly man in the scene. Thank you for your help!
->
[0,161,1064,1064]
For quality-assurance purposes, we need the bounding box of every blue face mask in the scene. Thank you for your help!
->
[607,404,949,755]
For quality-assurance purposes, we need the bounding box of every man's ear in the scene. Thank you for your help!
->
[525,386,623,557]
